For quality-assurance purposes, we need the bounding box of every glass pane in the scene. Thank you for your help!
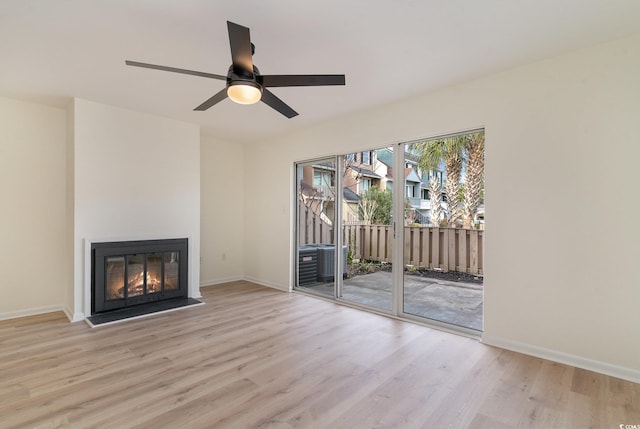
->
[295,159,336,298]
[106,256,125,300]
[146,254,162,294]
[164,252,179,291]
[127,255,145,297]
[402,132,484,331]
[341,146,393,312]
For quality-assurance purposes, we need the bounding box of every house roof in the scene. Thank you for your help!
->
[405,167,421,183]
[343,187,360,203]
[376,149,393,167]
[312,163,335,172]
[1,2,639,144]
[349,166,382,179]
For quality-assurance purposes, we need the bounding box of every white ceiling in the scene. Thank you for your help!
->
[2,1,640,144]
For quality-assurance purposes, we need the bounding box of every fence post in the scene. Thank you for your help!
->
[469,230,479,274]
[448,229,456,272]
[403,227,410,266]
[478,230,484,275]
[385,226,392,262]
[420,228,430,269]
[442,228,449,272]
[431,227,440,270]
[363,225,371,260]
[410,227,419,266]
[458,228,468,273]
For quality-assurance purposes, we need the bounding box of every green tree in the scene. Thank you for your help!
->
[359,187,392,224]
[413,136,466,227]
[463,132,485,228]
[358,197,378,224]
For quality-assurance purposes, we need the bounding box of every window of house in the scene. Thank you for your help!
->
[346,153,356,162]
[313,170,333,187]
[361,151,371,165]
[406,185,415,198]
[422,189,429,200]
[360,178,371,193]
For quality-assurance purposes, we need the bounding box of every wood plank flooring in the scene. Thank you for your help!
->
[1,281,638,428]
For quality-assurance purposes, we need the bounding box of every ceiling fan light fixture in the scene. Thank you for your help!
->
[227,81,262,105]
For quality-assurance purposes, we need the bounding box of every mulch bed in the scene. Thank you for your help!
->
[348,261,483,285]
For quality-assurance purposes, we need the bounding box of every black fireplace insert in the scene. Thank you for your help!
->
[91,238,188,314]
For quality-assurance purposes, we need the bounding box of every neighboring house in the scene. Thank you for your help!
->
[299,163,336,223]
[344,150,382,196]
[404,166,423,224]
[374,147,394,191]
[299,149,453,226]
[376,147,447,225]
[300,151,384,224]
[342,187,361,223]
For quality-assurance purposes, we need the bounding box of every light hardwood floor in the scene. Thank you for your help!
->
[1,281,639,428]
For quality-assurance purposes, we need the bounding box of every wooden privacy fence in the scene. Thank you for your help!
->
[298,202,483,275]
[343,225,483,275]
[298,201,333,245]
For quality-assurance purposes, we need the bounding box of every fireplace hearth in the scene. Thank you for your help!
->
[90,238,198,324]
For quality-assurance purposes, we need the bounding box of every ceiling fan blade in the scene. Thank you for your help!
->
[125,60,226,80]
[227,21,253,74]
[261,89,298,118]
[194,88,228,111]
[261,74,345,87]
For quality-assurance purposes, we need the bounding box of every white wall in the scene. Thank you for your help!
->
[65,100,75,317]
[200,134,244,285]
[0,97,67,319]
[72,99,201,319]
[242,34,640,379]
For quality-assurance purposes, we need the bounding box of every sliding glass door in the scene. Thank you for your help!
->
[401,133,484,331]
[339,147,393,312]
[294,158,337,298]
[294,133,484,333]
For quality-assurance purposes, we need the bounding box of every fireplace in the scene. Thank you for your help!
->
[91,238,188,315]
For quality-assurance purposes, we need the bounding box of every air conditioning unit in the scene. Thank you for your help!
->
[314,244,348,282]
[297,246,318,286]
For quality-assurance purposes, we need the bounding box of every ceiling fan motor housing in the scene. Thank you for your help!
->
[227,65,261,85]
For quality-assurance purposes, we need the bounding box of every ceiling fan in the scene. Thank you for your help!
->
[125,21,346,118]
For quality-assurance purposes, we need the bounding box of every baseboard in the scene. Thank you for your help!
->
[200,276,244,288]
[200,276,288,291]
[0,305,66,321]
[242,276,289,292]
[62,306,85,322]
[481,334,640,384]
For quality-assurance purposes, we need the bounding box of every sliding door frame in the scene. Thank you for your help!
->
[334,155,345,300]
[292,156,339,299]
[392,141,405,316]
[293,144,481,338]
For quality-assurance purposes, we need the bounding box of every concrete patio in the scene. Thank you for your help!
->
[297,271,483,331]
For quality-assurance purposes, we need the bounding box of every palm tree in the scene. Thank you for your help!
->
[463,132,485,228]
[428,175,443,226]
[413,136,466,227]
